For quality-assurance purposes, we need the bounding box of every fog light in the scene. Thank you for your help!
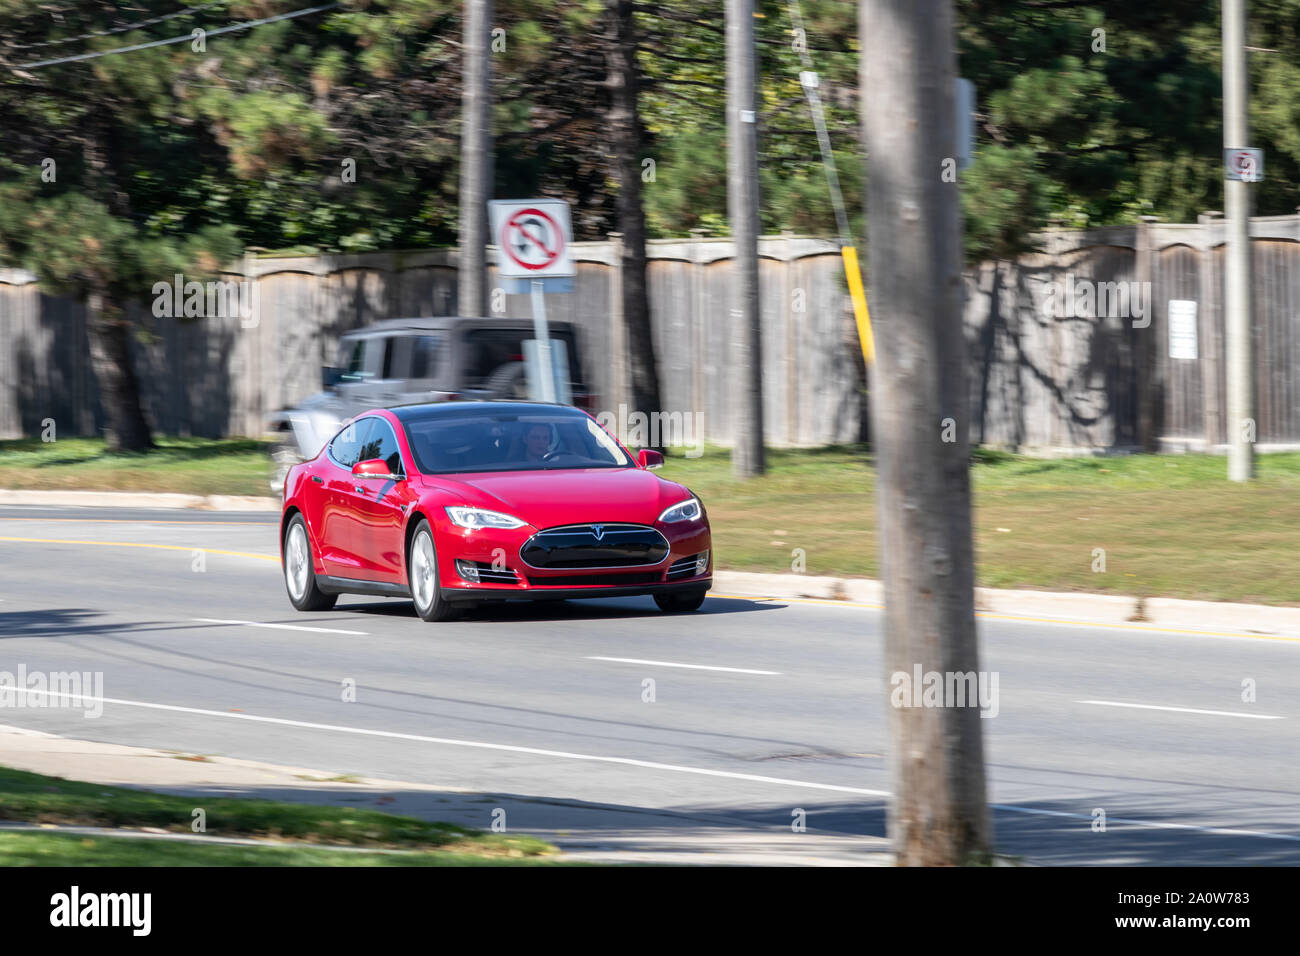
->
[695,550,709,575]
[455,559,480,583]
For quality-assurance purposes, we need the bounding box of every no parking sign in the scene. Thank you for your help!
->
[489,199,575,279]
[1224,148,1264,182]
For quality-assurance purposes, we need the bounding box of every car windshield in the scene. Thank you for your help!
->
[401,407,631,475]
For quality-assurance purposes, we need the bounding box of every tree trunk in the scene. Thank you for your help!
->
[83,116,151,451]
[87,291,153,452]
[606,0,663,442]
[861,0,992,865]
[727,0,764,477]
[458,0,493,317]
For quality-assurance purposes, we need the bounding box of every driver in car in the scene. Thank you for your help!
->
[523,422,552,463]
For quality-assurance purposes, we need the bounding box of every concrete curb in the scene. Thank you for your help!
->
[0,489,280,511]
[712,571,1300,639]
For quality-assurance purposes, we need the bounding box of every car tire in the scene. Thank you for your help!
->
[283,514,337,612]
[407,520,459,622]
[653,589,707,613]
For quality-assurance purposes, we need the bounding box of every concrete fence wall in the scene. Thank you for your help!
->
[0,235,863,447]
[968,214,1300,453]
[4,215,1300,453]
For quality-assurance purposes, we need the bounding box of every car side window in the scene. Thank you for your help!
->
[329,418,372,469]
[356,418,403,477]
[340,338,370,382]
[409,335,441,380]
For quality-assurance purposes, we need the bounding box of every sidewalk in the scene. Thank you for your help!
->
[0,489,280,511]
[0,725,892,866]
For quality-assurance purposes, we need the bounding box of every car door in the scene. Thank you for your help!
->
[337,416,416,583]
[319,418,370,577]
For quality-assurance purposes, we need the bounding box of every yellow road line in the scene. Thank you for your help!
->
[0,535,279,562]
[1,540,1293,644]
[709,592,1300,643]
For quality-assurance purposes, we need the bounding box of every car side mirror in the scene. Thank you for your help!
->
[352,458,400,480]
[322,366,343,389]
[637,449,664,470]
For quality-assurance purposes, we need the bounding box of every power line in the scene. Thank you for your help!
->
[10,2,227,50]
[785,0,850,244]
[12,2,339,71]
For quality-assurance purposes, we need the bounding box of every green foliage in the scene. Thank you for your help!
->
[5,0,1300,275]
[958,0,1300,258]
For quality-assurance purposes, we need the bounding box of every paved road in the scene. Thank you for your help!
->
[1,505,1298,865]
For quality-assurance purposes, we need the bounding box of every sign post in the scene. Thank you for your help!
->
[488,199,576,404]
[529,279,555,402]
[1222,0,1256,481]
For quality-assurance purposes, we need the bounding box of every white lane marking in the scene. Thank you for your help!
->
[11,686,1300,845]
[192,617,368,637]
[990,804,1300,843]
[586,656,780,675]
[1078,699,1284,720]
[14,685,887,797]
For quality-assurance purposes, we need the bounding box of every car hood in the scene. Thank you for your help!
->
[416,468,692,527]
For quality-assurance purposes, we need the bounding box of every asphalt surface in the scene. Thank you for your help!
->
[1,504,1298,865]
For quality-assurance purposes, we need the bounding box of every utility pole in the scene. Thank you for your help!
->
[458,0,493,317]
[727,0,764,478]
[861,0,992,865]
[606,0,664,444]
[1223,0,1255,481]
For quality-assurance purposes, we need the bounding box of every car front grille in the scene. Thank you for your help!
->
[520,523,670,569]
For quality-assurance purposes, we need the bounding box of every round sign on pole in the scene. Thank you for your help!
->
[489,200,575,280]
[502,208,564,272]
[1225,147,1264,183]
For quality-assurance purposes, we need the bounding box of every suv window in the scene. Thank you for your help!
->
[409,334,441,380]
[463,328,583,388]
[328,418,371,468]
[339,338,371,382]
[356,417,403,476]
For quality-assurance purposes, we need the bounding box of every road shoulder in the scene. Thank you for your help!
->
[0,725,892,866]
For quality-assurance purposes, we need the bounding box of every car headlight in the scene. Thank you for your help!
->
[445,506,528,530]
[657,497,703,524]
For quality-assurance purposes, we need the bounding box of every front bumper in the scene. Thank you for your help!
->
[439,577,712,605]
[433,517,712,602]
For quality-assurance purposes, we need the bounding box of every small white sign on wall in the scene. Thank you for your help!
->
[1168,299,1198,360]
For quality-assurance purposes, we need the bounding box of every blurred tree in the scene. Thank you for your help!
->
[0,1,248,450]
[959,0,1300,258]
[5,0,1300,450]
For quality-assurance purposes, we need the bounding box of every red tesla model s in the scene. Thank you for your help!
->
[279,402,712,621]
